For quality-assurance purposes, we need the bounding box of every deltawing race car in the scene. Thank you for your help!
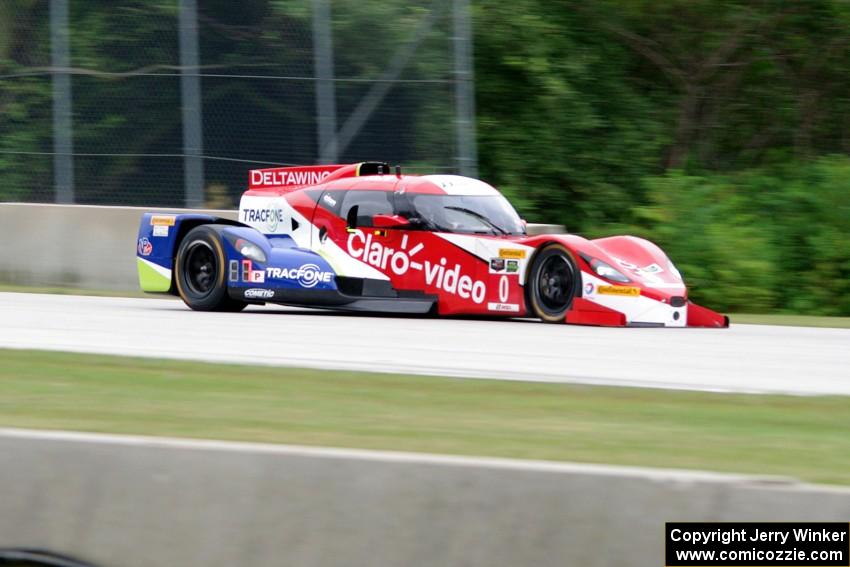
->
[136,162,728,327]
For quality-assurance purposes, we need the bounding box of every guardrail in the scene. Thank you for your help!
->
[2,429,849,567]
[0,204,565,291]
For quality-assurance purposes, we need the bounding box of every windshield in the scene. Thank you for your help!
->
[396,194,525,236]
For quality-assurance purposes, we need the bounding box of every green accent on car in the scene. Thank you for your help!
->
[137,258,172,292]
[317,248,344,276]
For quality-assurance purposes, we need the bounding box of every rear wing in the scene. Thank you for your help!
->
[248,162,391,192]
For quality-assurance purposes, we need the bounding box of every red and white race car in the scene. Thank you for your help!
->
[136,161,728,327]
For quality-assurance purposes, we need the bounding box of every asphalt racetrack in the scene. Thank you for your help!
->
[1,292,848,396]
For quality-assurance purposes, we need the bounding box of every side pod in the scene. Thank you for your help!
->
[687,302,730,328]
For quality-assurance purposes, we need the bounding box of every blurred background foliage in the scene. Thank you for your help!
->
[1,0,850,314]
[0,0,456,205]
[475,0,850,314]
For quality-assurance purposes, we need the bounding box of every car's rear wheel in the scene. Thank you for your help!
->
[527,244,579,323]
[175,225,246,312]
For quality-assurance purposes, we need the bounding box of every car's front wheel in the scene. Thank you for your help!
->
[527,244,579,323]
[175,225,246,312]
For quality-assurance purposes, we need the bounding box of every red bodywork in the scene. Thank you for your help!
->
[239,163,728,327]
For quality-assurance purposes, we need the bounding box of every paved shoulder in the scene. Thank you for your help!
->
[1,293,848,395]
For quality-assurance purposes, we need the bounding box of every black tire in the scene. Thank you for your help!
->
[175,225,246,312]
[527,244,580,323]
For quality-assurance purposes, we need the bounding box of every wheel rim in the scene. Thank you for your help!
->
[184,240,217,296]
[536,254,574,313]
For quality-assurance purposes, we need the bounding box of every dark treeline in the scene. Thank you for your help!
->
[476,0,850,314]
[1,0,849,314]
[0,0,456,205]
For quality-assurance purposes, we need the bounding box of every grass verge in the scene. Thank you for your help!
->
[731,313,850,328]
[1,349,849,485]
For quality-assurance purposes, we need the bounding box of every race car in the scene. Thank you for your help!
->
[136,161,728,327]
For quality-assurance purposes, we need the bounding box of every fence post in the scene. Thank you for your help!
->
[50,0,74,204]
[179,0,204,208]
[453,0,477,178]
[313,0,338,164]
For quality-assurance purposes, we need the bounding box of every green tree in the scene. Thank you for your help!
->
[0,0,52,201]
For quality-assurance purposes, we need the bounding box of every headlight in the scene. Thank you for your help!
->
[589,258,630,283]
[235,238,267,263]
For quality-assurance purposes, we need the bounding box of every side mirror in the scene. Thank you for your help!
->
[371,214,410,229]
[346,205,360,229]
